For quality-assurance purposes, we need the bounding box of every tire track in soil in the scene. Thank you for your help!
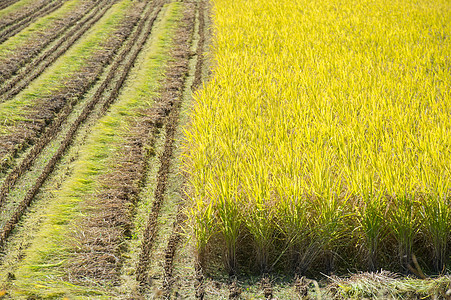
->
[0,0,114,100]
[0,0,166,250]
[0,0,20,10]
[161,191,188,299]
[190,0,205,92]
[161,1,206,299]
[0,0,66,44]
[135,2,195,294]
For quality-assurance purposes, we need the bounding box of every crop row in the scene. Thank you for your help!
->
[0,0,65,44]
[0,0,145,247]
[0,0,20,10]
[0,0,136,170]
[0,0,92,84]
[0,0,113,101]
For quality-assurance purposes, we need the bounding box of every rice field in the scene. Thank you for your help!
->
[0,0,450,297]
[0,0,211,297]
[184,0,451,276]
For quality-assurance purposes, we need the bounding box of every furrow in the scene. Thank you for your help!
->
[0,0,20,10]
[162,1,206,298]
[135,2,195,292]
[0,0,117,173]
[0,0,98,84]
[0,0,51,30]
[63,2,172,283]
[97,0,167,116]
[191,0,205,91]
[0,0,164,249]
[0,0,144,209]
[0,0,65,44]
[0,0,115,101]
[161,196,187,299]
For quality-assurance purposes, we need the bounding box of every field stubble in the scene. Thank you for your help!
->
[0,0,66,44]
[0,0,116,101]
[0,0,149,247]
[0,0,20,10]
[0,0,209,298]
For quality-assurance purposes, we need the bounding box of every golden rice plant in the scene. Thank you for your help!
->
[183,0,451,275]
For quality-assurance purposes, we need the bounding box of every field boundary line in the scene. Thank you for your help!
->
[192,3,207,299]
[159,1,207,298]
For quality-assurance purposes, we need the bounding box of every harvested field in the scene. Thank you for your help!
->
[0,0,140,170]
[0,0,20,11]
[0,0,111,94]
[0,0,449,298]
[0,0,66,44]
[0,0,210,298]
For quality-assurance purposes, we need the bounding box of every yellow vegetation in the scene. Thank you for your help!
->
[184,0,451,274]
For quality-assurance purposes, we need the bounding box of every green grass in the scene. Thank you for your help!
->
[0,0,89,59]
[0,0,132,136]
[0,0,39,20]
[0,2,182,297]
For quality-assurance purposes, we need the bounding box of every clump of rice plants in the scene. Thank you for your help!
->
[183,0,451,276]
